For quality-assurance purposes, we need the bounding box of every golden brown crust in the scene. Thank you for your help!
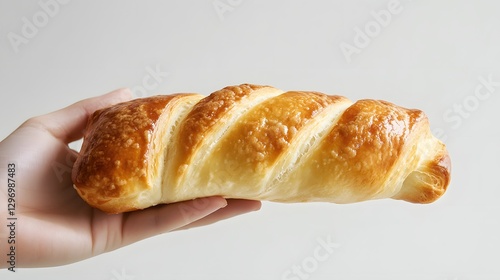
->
[269,99,431,203]
[72,84,451,213]
[170,91,351,202]
[321,99,421,186]
[394,149,451,204]
[176,84,271,167]
[229,92,346,168]
[212,91,347,172]
[72,94,195,211]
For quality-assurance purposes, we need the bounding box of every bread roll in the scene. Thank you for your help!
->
[72,84,451,213]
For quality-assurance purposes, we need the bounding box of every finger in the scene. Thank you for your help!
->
[119,197,227,247]
[22,88,133,143]
[175,199,261,231]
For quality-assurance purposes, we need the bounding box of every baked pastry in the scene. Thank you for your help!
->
[72,84,451,213]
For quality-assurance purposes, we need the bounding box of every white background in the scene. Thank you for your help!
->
[1,0,499,279]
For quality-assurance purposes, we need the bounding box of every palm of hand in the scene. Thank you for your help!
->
[0,89,260,268]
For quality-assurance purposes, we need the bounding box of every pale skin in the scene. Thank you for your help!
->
[0,88,261,268]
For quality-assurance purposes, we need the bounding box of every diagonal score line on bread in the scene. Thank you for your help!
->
[164,85,283,204]
[72,84,451,213]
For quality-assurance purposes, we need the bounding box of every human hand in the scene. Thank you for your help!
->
[0,89,261,269]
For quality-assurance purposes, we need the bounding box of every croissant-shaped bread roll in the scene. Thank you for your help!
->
[72,84,451,213]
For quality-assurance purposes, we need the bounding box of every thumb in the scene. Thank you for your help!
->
[22,88,133,144]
